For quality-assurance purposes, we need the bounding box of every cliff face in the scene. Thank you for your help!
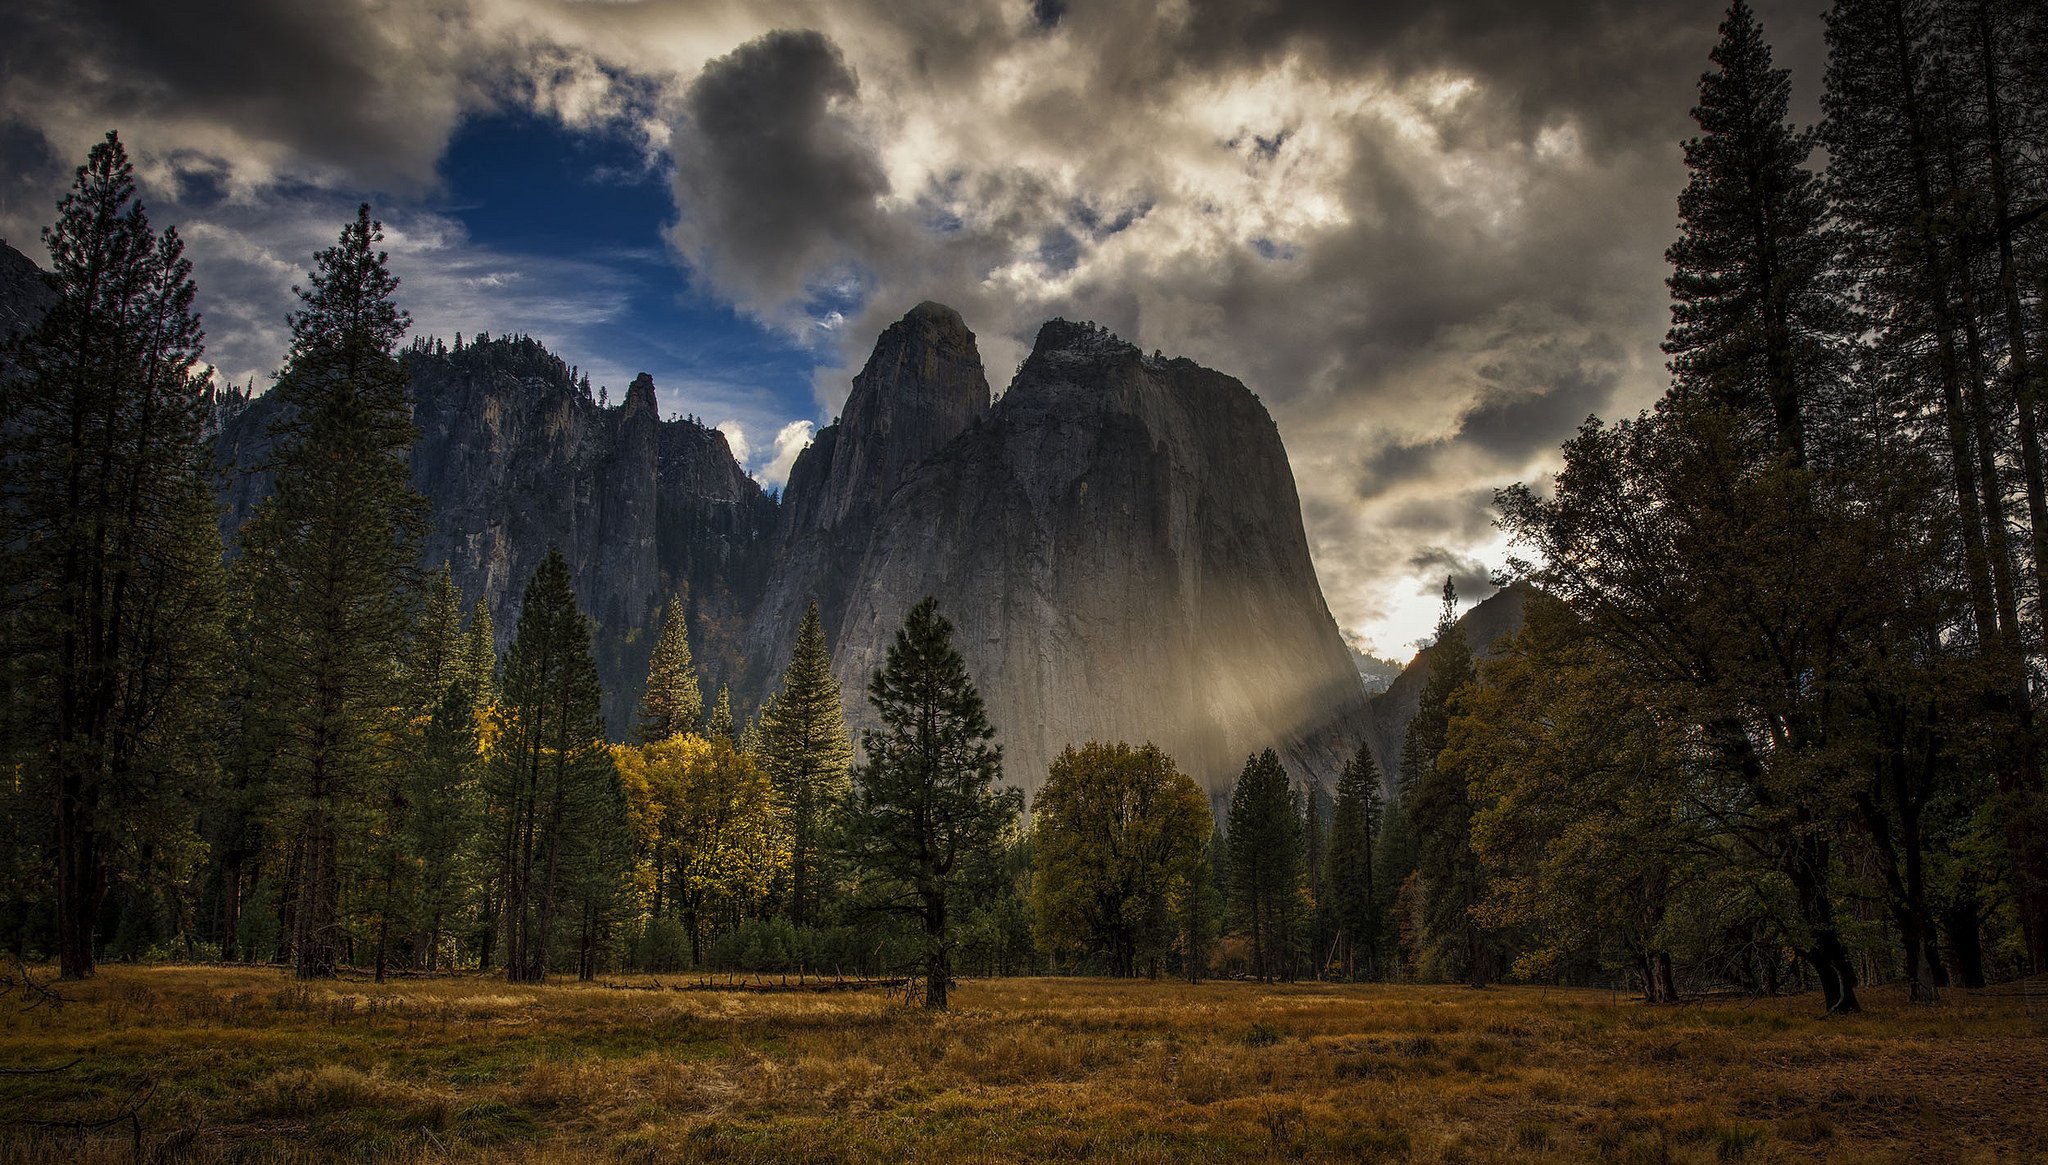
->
[757,309,1368,793]
[4,233,1370,791]
[0,240,55,340]
[217,335,779,734]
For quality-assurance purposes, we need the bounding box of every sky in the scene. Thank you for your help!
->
[0,0,1830,658]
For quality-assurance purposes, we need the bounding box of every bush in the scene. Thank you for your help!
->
[632,917,692,972]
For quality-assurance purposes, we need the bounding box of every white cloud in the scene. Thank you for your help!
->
[756,420,815,490]
[715,419,751,465]
[0,0,1829,650]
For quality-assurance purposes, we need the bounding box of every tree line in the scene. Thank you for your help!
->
[7,0,2045,1010]
[0,133,1405,1002]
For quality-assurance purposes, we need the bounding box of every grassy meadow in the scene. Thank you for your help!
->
[1,967,2043,1163]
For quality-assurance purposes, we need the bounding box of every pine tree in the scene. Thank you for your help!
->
[839,598,1022,1009]
[1328,740,1385,979]
[1303,782,1332,978]
[486,548,627,982]
[3,133,228,977]
[402,570,490,971]
[759,603,854,927]
[1227,749,1305,982]
[1402,580,1491,985]
[461,599,497,696]
[707,685,735,743]
[1824,0,2048,979]
[636,596,702,743]
[235,205,426,979]
[1665,0,1849,465]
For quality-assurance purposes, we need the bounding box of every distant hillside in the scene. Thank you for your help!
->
[1363,581,1534,792]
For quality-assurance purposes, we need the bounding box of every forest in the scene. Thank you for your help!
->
[4,0,2048,1026]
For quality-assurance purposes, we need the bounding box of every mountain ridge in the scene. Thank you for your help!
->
[0,238,1368,792]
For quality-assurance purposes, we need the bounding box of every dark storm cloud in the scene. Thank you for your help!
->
[1406,546,1500,605]
[0,0,491,189]
[0,0,1836,648]
[668,29,894,306]
[1172,0,1825,144]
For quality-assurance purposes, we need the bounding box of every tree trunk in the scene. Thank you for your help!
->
[924,888,949,1010]
[1943,893,1988,988]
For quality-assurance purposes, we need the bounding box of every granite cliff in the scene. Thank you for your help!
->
[754,307,1367,791]
[214,333,779,734]
[1,237,1368,792]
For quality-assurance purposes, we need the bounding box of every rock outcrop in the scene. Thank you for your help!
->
[755,308,1367,792]
[2,235,1371,793]
[217,334,779,734]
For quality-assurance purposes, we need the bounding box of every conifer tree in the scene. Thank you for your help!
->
[1304,783,1332,977]
[1402,580,1490,984]
[707,685,735,743]
[839,598,1022,1009]
[3,132,227,977]
[461,600,497,696]
[1824,0,2048,978]
[235,204,426,979]
[486,548,626,982]
[760,603,854,926]
[403,572,489,971]
[1665,0,1849,464]
[1226,749,1304,982]
[1328,740,1385,979]
[636,597,701,743]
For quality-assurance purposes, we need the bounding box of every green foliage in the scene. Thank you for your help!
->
[485,548,630,982]
[1030,742,1211,977]
[1328,741,1385,979]
[1226,748,1305,981]
[839,597,1022,1008]
[1,131,228,977]
[233,204,425,980]
[759,602,854,926]
[636,597,701,743]
[706,685,735,743]
[1399,581,1494,985]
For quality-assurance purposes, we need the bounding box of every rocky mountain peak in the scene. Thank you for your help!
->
[787,300,991,535]
[623,371,659,415]
[847,300,987,427]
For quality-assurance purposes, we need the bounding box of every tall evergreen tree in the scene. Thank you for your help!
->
[486,548,627,983]
[839,598,1021,1009]
[401,569,490,971]
[1328,740,1385,979]
[234,205,425,979]
[636,596,701,743]
[1402,580,1492,985]
[707,685,735,743]
[1824,0,2048,976]
[1665,0,1850,464]
[760,602,854,927]
[1226,749,1304,982]
[2,132,227,977]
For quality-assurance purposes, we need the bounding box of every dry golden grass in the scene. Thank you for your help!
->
[2,967,2043,1163]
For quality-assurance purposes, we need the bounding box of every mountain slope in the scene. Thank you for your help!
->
[1363,581,1533,791]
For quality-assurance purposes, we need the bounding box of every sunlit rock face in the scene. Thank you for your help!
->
[757,305,1368,794]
